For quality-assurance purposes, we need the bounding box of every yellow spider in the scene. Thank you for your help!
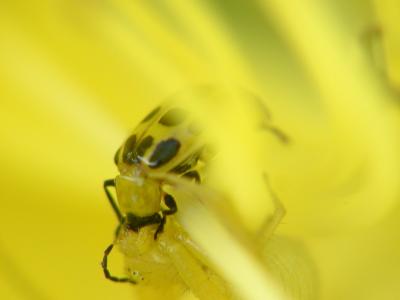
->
[101,96,288,300]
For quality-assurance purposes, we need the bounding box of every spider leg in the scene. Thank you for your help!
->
[256,174,286,243]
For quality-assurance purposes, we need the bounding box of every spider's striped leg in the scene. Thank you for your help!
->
[256,174,286,243]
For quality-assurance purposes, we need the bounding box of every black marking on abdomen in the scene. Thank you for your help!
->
[158,108,187,126]
[169,149,201,174]
[141,106,161,123]
[182,170,201,183]
[122,134,137,164]
[136,135,154,158]
[170,161,192,174]
[149,138,181,168]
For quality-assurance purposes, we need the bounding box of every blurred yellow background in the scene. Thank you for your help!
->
[1,0,400,299]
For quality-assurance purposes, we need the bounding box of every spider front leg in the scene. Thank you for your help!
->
[154,193,178,239]
[256,174,286,243]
